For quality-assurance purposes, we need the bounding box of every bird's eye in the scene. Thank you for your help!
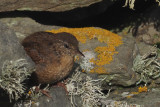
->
[64,44,69,48]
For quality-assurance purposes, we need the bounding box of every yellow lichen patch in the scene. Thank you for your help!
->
[138,86,148,93]
[126,95,132,98]
[47,28,88,43]
[89,67,108,74]
[93,46,118,66]
[47,27,123,74]
[74,56,79,61]
[82,70,85,73]
[28,91,32,95]
[131,92,139,95]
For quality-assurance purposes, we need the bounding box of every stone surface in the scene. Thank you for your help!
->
[32,87,71,107]
[0,17,58,42]
[134,22,160,45]
[0,17,140,87]
[106,87,160,107]
[0,0,103,12]
[0,21,35,76]
[99,34,139,86]
[133,7,160,45]
[14,87,72,107]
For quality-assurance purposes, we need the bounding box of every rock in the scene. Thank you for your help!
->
[135,42,160,84]
[133,7,160,45]
[0,21,35,75]
[0,21,35,106]
[35,87,71,107]
[0,17,58,42]
[0,18,140,87]
[0,0,103,12]
[99,35,139,86]
[15,87,72,107]
[33,87,71,107]
[134,22,160,45]
[106,86,160,107]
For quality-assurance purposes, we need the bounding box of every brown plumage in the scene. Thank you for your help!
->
[22,31,83,85]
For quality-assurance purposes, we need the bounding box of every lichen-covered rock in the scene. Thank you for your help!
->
[47,28,139,87]
[35,87,71,107]
[0,21,35,102]
[0,21,35,75]
[99,35,139,86]
[0,0,103,12]
[0,18,140,87]
[15,87,72,107]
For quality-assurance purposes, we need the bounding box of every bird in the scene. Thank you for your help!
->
[22,31,83,88]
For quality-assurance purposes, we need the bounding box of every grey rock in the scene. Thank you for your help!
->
[0,0,103,12]
[0,17,59,42]
[133,7,160,45]
[99,35,139,86]
[134,22,160,45]
[32,87,72,107]
[0,21,35,76]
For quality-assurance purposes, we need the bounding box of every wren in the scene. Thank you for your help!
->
[22,31,83,85]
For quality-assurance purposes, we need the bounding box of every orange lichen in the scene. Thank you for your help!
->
[47,27,123,74]
[138,86,148,93]
[74,56,79,61]
[82,70,85,72]
[126,95,132,98]
[131,92,139,95]
[89,67,108,74]
[93,46,118,66]
[28,90,32,96]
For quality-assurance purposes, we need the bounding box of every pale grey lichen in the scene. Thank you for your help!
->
[100,99,143,107]
[123,0,135,9]
[15,84,49,107]
[124,0,160,9]
[79,51,96,73]
[133,46,160,85]
[65,67,107,107]
[0,59,32,102]
[26,84,50,101]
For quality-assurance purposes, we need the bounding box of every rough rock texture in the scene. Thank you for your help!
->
[0,17,140,87]
[0,21,35,75]
[99,34,139,86]
[0,17,58,42]
[107,87,160,107]
[35,87,71,107]
[133,7,160,45]
[134,22,160,45]
[27,87,71,107]
[0,0,103,12]
[15,87,72,107]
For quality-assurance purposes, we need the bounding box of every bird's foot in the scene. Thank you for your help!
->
[54,82,68,94]
[35,85,52,99]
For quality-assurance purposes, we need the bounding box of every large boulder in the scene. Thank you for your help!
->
[0,0,103,12]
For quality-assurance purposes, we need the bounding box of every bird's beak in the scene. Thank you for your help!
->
[77,49,85,57]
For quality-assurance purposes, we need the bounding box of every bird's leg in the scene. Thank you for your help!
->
[35,84,52,98]
[54,81,68,95]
